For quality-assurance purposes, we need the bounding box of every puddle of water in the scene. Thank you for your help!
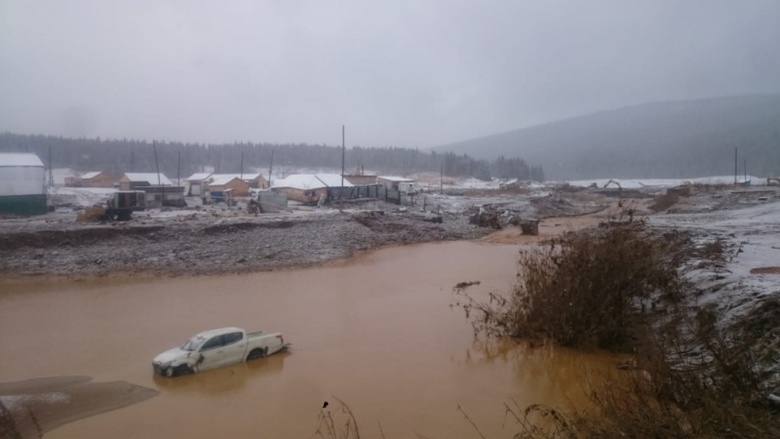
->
[0,241,620,438]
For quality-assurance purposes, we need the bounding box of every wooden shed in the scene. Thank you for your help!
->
[80,171,115,188]
[239,173,269,189]
[343,174,378,185]
[207,175,250,197]
[119,173,173,191]
[271,174,352,204]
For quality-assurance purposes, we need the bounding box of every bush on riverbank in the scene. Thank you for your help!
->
[457,223,780,438]
[459,223,686,349]
[509,308,779,438]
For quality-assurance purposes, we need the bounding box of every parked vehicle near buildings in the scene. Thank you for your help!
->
[152,327,289,377]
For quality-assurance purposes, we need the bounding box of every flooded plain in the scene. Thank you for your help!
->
[0,241,620,438]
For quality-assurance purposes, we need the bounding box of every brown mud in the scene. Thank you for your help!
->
[0,377,157,439]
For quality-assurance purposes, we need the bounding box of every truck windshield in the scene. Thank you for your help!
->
[181,335,206,351]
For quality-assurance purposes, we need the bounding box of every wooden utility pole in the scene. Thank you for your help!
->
[153,141,161,186]
[341,125,345,190]
[744,158,747,184]
[268,149,274,187]
[47,145,54,186]
[440,162,444,193]
[734,147,738,184]
[153,141,165,206]
[177,150,181,186]
[240,151,244,180]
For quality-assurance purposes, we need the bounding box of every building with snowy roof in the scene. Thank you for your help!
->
[0,153,47,215]
[206,174,251,197]
[183,172,212,196]
[118,173,184,208]
[77,171,114,188]
[377,176,416,194]
[119,173,173,190]
[271,173,352,204]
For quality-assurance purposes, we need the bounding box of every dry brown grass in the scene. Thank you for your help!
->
[457,223,686,349]
[506,310,780,439]
[649,192,680,212]
[456,223,779,438]
[750,266,780,274]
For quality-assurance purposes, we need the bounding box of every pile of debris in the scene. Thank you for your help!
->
[467,205,539,234]
[468,206,502,229]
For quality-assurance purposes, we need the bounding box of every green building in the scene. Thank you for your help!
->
[0,153,47,216]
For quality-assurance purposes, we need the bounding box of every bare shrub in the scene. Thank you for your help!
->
[458,224,686,349]
[649,191,680,212]
[505,307,780,439]
[314,397,362,439]
[0,399,21,439]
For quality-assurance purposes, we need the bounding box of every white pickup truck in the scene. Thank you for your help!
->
[152,327,288,377]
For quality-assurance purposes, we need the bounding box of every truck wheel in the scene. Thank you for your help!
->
[247,348,266,360]
[166,365,191,377]
[174,364,192,376]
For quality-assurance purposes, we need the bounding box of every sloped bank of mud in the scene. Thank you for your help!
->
[0,210,488,278]
[0,376,157,439]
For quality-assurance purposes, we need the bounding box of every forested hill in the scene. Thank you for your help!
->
[434,95,780,180]
[0,133,544,182]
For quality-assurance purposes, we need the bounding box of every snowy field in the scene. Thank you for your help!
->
[650,199,780,391]
[563,175,764,189]
[48,186,117,208]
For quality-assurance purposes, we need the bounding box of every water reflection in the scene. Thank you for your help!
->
[152,352,289,396]
[464,337,619,408]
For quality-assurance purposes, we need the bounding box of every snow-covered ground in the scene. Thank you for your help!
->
[563,175,764,189]
[650,199,780,390]
[653,200,780,319]
[48,186,116,208]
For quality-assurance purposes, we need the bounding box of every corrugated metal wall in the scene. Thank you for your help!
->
[0,166,45,196]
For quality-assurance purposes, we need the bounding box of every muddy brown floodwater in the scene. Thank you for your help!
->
[0,241,621,438]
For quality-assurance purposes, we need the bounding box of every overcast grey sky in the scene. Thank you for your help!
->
[1,1,779,148]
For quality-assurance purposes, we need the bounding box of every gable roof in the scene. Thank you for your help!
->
[378,176,415,182]
[81,171,109,179]
[208,174,246,186]
[209,173,263,182]
[122,172,173,185]
[0,153,44,168]
[272,173,353,190]
[184,172,212,181]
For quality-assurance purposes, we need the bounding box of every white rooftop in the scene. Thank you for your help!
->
[208,174,244,186]
[0,153,44,168]
[80,171,106,179]
[272,173,353,190]
[123,172,173,185]
[378,175,414,182]
[185,172,212,181]
[210,173,262,182]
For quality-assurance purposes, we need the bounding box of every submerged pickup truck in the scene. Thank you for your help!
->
[152,327,289,377]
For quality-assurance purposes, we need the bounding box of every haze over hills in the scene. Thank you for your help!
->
[434,95,780,181]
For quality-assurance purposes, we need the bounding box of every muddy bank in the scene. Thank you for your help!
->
[0,188,621,278]
[0,376,157,439]
[0,210,489,277]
